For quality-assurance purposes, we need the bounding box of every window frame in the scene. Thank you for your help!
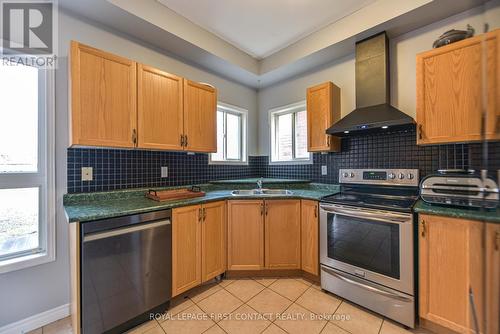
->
[209,102,248,165]
[0,65,55,274]
[269,101,312,165]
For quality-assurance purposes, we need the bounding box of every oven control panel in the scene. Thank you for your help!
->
[339,169,419,186]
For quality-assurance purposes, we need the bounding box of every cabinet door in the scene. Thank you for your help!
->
[265,200,301,269]
[486,223,500,334]
[137,64,184,150]
[301,200,319,275]
[183,80,217,152]
[172,205,202,296]
[201,201,226,282]
[306,82,341,152]
[416,30,500,144]
[227,200,264,270]
[419,214,483,333]
[70,41,137,148]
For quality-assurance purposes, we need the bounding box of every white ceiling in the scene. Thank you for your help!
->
[157,0,377,59]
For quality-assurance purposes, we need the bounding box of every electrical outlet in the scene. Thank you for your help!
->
[321,165,327,175]
[81,167,93,181]
[161,166,168,178]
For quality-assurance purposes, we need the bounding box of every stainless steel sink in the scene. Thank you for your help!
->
[230,189,293,196]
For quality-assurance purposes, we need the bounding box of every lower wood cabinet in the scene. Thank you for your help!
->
[172,201,226,297]
[301,200,319,275]
[486,223,500,334]
[228,199,307,272]
[227,200,265,270]
[265,200,301,269]
[418,214,486,333]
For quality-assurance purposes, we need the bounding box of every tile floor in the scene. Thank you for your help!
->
[28,277,432,334]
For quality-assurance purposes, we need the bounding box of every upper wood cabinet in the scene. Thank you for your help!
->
[418,214,484,333]
[227,200,265,270]
[265,200,301,269]
[416,29,500,144]
[306,82,341,152]
[70,41,218,152]
[201,201,226,282]
[70,41,137,148]
[183,80,217,152]
[301,200,319,276]
[137,64,184,150]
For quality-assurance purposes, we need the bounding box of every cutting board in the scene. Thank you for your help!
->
[146,188,205,202]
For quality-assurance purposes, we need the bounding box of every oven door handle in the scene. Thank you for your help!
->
[321,266,412,302]
[319,205,410,223]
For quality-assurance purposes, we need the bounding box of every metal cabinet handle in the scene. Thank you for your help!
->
[203,208,207,221]
[495,230,499,251]
[314,205,318,218]
[421,220,426,237]
[418,124,423,140]
[198,208,202,222]
[260,203,264,216]
[180,134,185,147]
[265,202,268,216]
[327,136,331,146]
[184,135,188,147]
[132,129,137,146]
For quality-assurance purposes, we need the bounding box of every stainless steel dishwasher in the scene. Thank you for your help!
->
[81,209,172,334]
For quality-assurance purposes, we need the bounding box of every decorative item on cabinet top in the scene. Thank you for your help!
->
[69,41,217,153]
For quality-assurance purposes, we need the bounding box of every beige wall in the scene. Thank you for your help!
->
[257,0,500,155]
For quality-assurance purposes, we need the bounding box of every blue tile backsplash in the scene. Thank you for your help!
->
[67,127,500,193]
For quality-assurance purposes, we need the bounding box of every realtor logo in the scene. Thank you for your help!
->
[1,0,57,67]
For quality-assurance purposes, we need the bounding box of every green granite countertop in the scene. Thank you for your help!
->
[414,199,500,224]
[64,183,339,223]
[210,178,311,184]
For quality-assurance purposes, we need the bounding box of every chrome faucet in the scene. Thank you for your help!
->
[256,177,263,191]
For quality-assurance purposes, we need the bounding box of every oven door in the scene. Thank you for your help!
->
[320,203,413,294]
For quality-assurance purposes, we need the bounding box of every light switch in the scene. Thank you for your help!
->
[321,165,327,175]
[81,167,93,181]
[161,166,168,178]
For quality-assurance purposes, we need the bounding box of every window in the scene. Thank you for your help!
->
[0,61,55,273]
[210,103,248,164]
[270,101,311,164]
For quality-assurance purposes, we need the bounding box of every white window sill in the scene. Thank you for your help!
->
[209,160,249,166]
[269,159,313,165]
[0,251,55,274]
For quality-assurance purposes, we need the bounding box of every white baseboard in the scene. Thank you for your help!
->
[0,303,70,334]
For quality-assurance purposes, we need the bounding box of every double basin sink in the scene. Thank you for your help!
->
[231,189,293,196]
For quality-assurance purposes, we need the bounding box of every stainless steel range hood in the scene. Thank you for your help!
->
[326,32,414,136]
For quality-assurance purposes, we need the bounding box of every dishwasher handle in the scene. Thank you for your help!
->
[83,219,171,242]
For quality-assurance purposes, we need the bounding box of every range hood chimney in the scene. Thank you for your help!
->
[326,32,414,136]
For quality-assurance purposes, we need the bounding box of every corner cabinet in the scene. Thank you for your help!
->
[70,41,217,152]
[172,201,226,297]
[418,214,485,333]
[416,29,500,144]
[70,41,137,148]
[306,82,341,152]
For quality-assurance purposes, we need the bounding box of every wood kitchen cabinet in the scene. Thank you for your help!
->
[418,214,484,333]
[227,199,302,271]
[172,201,226,296]
[70,41,218,152]
[301,200,319,275]
[183,79,217,152]
[306,82,341,152]
[70,41,137,148]
[416,29,500,145]
[265,200,301,269]
[137,64,184,150]
[227,200,265,270]
[486,223,500,334]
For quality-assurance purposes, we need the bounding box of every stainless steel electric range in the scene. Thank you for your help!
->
[320,169,419,328]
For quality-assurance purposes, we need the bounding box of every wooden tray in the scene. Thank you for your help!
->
[146,187,205,202]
